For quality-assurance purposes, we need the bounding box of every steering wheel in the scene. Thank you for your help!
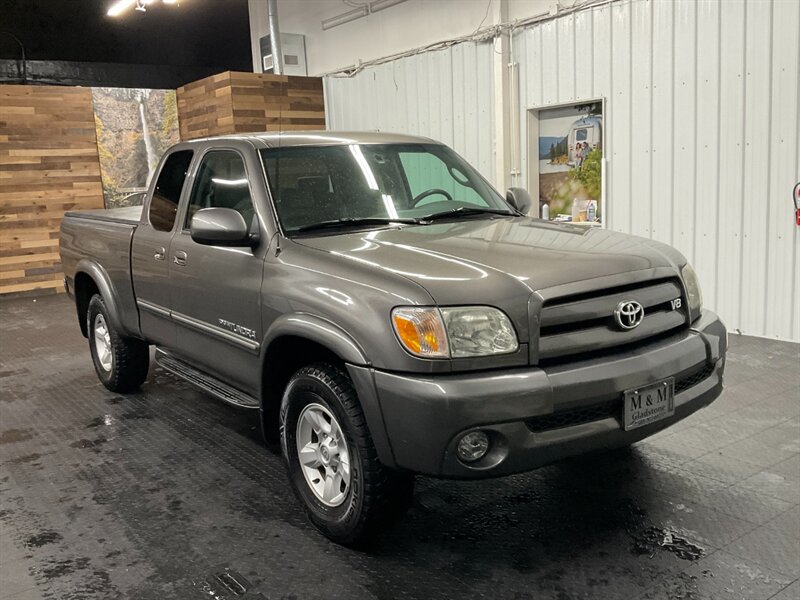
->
[412,188,453,206]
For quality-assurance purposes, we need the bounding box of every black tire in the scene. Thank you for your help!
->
[280,363,414,546]
[87,294,149,392]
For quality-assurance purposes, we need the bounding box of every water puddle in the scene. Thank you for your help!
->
[0,367,30,378]
[632,526,705,561]
[0,428,34,444]
[25,530,62,548]
[69,437,109,450]
[8,453,43,465]
[86,415,115,428]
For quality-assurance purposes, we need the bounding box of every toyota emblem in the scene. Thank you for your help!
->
[614,300,644,330]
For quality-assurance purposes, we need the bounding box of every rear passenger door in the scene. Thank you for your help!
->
[131,149,193,348]
[167,149,264,395]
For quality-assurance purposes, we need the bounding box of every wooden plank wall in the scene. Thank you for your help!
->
[177,71,325,140]
[0,72,324,297]
[175,72,235,140]
[0,85,104,296]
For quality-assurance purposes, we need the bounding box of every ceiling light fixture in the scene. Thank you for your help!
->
[107,0,135,17]
[107,0,179,18]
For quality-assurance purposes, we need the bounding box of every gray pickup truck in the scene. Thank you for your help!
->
[60,132,727,545]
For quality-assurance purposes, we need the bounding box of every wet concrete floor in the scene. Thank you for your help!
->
[1,294,798,599]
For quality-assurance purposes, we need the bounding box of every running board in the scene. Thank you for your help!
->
[155,349,259,409]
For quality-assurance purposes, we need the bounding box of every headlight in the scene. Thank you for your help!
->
[441,307,519,357]
[681,263,703,317]
[391,306,518,358]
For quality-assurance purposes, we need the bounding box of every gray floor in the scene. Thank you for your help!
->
[0,294,798,600]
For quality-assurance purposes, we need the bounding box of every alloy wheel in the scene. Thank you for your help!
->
[295,403,351,507]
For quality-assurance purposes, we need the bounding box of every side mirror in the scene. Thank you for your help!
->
[506,187,532,215]
[190,207,253,246]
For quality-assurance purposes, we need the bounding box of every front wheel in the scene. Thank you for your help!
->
[280,363,414,546]
[87,294,149,392]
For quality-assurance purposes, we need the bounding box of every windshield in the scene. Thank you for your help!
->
[260,143,511,234]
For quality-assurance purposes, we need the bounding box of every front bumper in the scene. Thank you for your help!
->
[348,309,726,478]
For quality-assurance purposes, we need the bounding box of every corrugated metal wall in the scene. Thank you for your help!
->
[324,41,496,182]
[514,0,799,341]
[324,0,799,342]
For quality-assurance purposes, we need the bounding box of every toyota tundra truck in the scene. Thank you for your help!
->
[59,132,727,545]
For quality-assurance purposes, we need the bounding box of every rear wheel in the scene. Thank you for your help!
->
[87,295,149,392]
[280,363,414,546]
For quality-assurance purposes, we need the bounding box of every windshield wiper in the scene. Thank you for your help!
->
[420,206,515,221]
[293,217,420,234]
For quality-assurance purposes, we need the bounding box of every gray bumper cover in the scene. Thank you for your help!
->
[348,309,727,478]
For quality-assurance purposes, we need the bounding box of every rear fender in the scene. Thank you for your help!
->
[74,259,133,338]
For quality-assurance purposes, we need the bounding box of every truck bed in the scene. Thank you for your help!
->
[60,206,143,337]
[64,205,143,225]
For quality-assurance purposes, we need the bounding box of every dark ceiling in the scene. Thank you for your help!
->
[0,0,252,70]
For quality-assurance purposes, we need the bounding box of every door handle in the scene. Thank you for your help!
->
[173,250,188,266]
[154,247,166,261]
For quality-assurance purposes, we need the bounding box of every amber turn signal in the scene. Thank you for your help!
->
[391,307,449,358]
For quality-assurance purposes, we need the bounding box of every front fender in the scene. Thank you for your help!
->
[260,313,368,366]
[260,315,397,467]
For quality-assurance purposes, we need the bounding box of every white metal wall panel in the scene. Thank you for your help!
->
[323,41,495,182]
[672,1,697,263]
[649,0,673,247]
[630,0,652,239]
[716,0,747,334]
[610,1,633,232]
[557,15,576,101]
[541,20,560,105]
[694,0,721,312]
[324,0,797,341]
[741,0,773,336]
[574,10,594,100]
[514,0,799,341]
[766,0,800,341]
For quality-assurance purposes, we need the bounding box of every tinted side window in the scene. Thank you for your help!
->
[263,149,337,229]
[186,151,254,227]
[149,150,193,232]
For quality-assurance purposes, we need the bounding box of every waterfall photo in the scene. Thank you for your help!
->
[91,87,180,208]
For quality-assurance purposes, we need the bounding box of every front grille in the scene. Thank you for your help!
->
[537,278,688,363]
[525,361,717,433]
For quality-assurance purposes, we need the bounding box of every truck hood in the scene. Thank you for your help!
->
[294,217,685,340]
[295,217,682,294]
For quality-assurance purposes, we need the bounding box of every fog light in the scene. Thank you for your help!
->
[457,431,490,463]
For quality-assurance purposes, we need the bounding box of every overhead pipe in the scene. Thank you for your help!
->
[322,0,407,31]
[267,0,284,75]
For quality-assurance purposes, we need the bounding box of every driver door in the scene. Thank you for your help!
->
[168,149,264,396]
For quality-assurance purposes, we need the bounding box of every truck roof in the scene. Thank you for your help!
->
[183,130,437,148]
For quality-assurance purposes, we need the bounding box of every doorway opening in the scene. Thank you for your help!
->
[526,99,605,226]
